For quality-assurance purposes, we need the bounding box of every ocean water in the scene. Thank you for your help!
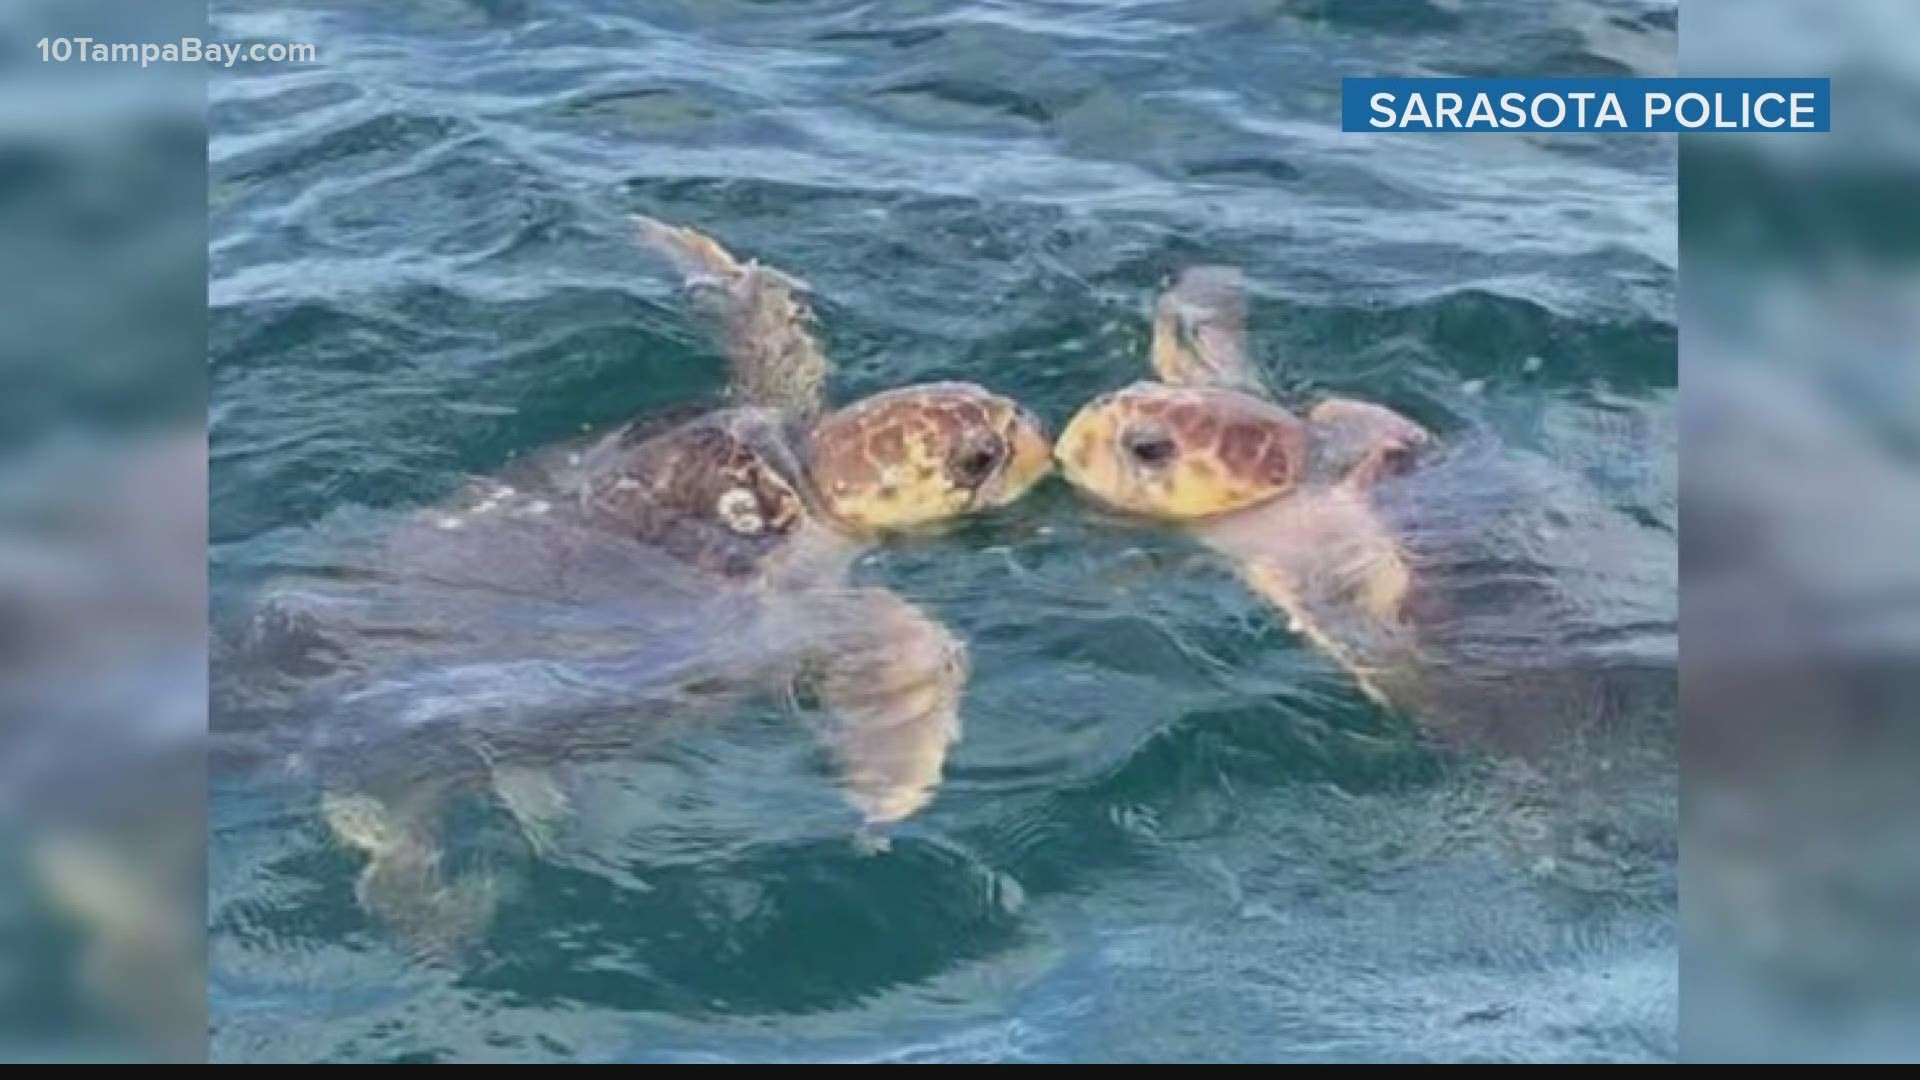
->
[207,0,1677,1063]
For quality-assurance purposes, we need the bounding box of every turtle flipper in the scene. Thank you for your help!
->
[631,214,832,420]
[319,787,497,961]
[1209,488,1423,710]
[804,588,969,834]
[490,762,573,860]
[1149,265,1269,395]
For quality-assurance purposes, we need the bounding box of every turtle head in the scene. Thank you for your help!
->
[1058,383,1434,521]
[1055,382,1311,521]
[807,382,1052,533]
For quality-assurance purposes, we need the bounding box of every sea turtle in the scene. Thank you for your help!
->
[1052,267,1677,831]
[212,217,1051,955]
[1054,265,1435,710]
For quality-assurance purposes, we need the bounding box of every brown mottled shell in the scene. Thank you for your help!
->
[579,411,807,579]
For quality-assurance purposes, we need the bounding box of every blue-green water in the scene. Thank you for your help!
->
[208,0,1677,1063]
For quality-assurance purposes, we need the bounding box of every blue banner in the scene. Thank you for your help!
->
[1342,78,1830,133]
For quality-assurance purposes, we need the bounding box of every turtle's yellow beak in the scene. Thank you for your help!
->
[1053,394,1128,507]
[990,402,1054,507]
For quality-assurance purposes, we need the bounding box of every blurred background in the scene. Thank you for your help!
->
[0,0,1913,1064]
[0,0,206,1063]
[1680,0,1920,1064]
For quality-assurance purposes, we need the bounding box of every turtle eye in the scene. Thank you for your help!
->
[950,432,1005,487]
[1121,426,1178,467]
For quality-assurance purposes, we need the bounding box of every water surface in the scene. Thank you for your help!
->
[209,0,1677,1062]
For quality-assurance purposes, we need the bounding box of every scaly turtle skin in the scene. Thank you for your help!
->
[218,218,1050,957]
[1056,266,1432,708]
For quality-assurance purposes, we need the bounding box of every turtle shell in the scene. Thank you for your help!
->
[577,408,812,579]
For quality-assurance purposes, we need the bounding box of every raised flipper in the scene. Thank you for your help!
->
[1149,265,1268,394]
[319,784,497,961]
[632,215,832,421]
[802,588,969,838]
